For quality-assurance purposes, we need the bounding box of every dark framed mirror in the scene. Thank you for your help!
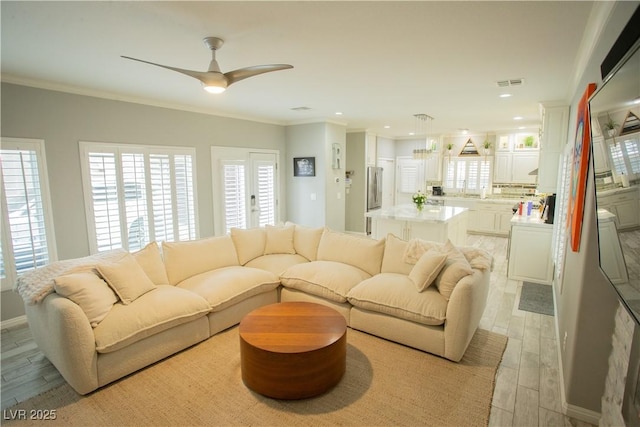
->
[589,8,640,325]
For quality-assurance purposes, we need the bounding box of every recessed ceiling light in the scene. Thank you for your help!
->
[513,116,523,121]
[384,125,390,129]
[335,112,343,115]
[409,132,415,136]
[499,93,512,98]
[460,129,468,134]
[518,126,526,130]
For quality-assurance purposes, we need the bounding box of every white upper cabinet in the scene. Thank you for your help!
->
[537,104,569,193]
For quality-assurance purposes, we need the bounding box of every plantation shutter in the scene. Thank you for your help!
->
[255,161,276,227]
[222,161,247,234]
[397,158,423,193]
[81,142,197,253]
[0,139,56,291]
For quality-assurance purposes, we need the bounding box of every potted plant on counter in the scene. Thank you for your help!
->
[412,190,427,211]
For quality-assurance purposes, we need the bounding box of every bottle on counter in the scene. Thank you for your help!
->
[526,200,533,216]
[518,201,523,216]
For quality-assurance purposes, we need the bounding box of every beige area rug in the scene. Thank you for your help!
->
[5,327,507,427]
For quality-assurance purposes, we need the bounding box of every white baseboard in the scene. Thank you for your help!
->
[563,402,601,425]
[1,315,28,329]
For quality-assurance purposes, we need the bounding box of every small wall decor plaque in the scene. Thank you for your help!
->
[293,157,315,177]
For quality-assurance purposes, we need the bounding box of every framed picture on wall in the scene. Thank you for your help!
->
[293,157,315,177]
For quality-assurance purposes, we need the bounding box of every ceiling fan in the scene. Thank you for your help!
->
[122,37,293,94]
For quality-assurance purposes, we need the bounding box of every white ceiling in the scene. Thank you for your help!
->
[1,1,595,139]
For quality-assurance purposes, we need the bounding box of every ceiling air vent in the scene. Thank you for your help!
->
[496,78,524,88]
[291,106,312,111]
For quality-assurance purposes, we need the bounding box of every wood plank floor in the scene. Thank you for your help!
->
[1,235,598,426]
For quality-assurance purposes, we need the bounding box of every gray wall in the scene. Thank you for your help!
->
[285,122,346,230]
[1,83,286,321]
[345,131,366,233]
[557,1,638,415]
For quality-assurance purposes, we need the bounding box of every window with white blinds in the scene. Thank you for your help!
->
[608,135,640,178]
[443,158,491,194]
[80,142,197,253]
[0,138,57,291]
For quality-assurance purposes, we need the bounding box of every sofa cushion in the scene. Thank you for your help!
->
[245,253,309,276]
[94,285,211,353]
[53,271,118,327]
[131,241,169,286]
[231,228,267,265]
[381,233,413,275]
[280,260,371,303]
[347,273,447,326]
[97,253,156,304]
[264,224,296,255]
[288,223,324,261]
[176,266,280,312]
[316,228,385,276]
[434,240,474,300]
[409,251,448,292]
[162,236,239,285]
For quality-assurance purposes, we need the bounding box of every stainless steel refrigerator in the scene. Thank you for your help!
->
[366,166,383,235]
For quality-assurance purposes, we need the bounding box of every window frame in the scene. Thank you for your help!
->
[79,141,199,254]
[442,156,492,195]
[0,137,57,291]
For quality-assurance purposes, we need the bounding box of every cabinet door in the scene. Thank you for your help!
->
[497,212,514,234]
[511,152,539,184]
[508,225,553,284]
[597,220,629,284]
[494,153,512,182]
[373,218,406,240]
[592,138,610,173]
[613,199,638,229]
[424,154,441,181]
[469,210,496,233]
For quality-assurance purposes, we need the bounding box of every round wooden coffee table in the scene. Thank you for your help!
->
[239,301,347,399]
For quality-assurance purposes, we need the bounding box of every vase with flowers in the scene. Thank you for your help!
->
[412,190,427,211]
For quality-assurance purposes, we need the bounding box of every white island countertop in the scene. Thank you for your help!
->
[365,204,468,223]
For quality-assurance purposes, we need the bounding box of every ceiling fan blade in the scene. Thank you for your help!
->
[121,55,209,81]
[225,64,293,86]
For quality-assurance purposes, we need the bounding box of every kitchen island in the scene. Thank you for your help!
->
[365,204,468,245]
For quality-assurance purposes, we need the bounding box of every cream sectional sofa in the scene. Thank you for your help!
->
[17,223,492,395]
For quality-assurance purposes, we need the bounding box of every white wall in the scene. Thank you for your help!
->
[345,132,366,233]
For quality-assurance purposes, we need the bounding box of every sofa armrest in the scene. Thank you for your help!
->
[26,293,99,394]
[442,268,490,361]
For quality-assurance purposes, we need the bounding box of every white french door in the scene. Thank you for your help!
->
[212,147,279,235]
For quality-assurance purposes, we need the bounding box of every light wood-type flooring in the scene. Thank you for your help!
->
[1,235,597,426]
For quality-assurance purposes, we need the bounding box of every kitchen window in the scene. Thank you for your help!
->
[608,134,640,179]
[443,157,491,195]
[0,138,57,291]
[80,142,198,253]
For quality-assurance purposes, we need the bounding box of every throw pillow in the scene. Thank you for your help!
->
[409,251,448,292]
[435,240,474,300]
[97,253,156,304]
[264,224,296,255]
[230,227,266,265]
[287,222,324,261]
[380,233,413,275]
[54,271,118,327]
[131,241,170,286]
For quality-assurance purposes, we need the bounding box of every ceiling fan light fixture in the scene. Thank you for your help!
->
[203,84,226,94]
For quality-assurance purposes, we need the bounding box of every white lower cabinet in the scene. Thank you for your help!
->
[468,203,514,236]
[597,210,629,285]
[597,189,639,230]
[372,214,468,246]
[508,222,553,284]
